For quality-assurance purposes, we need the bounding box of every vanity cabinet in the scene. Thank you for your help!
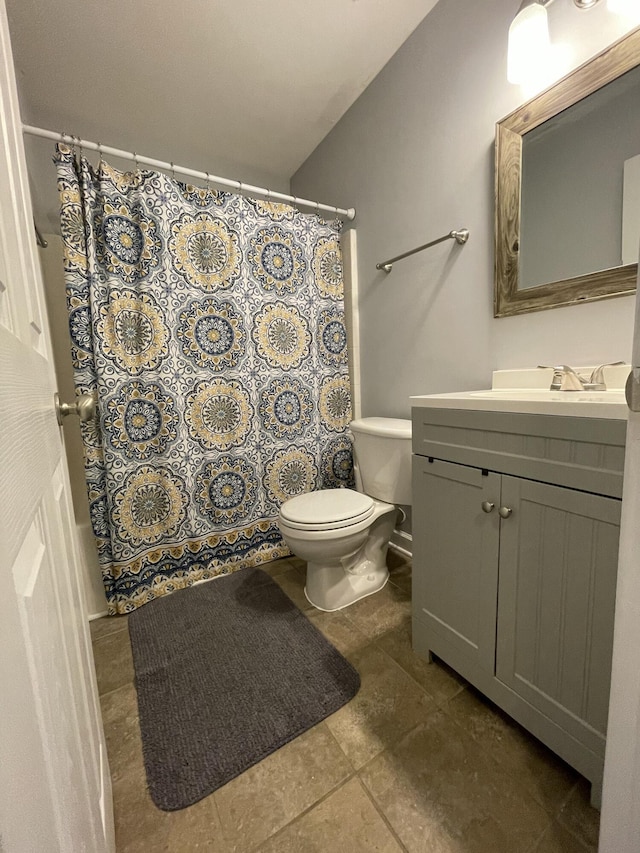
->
[411,407,626,805]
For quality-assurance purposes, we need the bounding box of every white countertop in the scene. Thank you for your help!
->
[410,366,630,420]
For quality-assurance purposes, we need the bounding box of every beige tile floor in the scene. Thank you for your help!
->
[91,552,601,852]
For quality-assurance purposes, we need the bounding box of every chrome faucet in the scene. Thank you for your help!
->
[538,363,624,391]
[550,365,586,391]
[587,362,625,391]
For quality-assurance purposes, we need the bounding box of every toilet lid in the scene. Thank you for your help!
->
[280,489,374,530]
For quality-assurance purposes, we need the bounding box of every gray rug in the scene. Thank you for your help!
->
[127,567,360,810]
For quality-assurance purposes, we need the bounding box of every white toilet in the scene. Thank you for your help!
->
[277,417,412,611]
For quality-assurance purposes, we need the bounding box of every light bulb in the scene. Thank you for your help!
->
[508,2,552,86]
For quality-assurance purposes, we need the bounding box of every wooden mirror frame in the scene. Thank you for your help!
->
[494,26,640,318]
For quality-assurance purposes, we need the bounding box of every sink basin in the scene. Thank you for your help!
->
[410,366,629,419]
[466,389,626,403]
[410,388,628,419]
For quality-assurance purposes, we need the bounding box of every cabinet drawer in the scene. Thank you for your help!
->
[412,408,626,498]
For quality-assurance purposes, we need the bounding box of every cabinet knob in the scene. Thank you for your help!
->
[481,501,495,513]
[498,506,513,519]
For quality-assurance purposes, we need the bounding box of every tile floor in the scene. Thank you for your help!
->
[91,552,601,852]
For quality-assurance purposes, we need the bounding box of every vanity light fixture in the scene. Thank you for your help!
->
[507,0,553,85]
[507,0,606,85]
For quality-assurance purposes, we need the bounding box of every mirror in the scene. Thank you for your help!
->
[494,26,640,317]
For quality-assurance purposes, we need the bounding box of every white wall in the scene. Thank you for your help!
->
[291,0,639,418]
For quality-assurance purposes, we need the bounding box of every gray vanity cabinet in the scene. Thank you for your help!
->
[411,407,626,805]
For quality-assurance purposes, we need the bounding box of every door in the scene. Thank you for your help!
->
[412,457,500,681]
[600,271,640,845]
[496,476,620,759]
[0,2,114,850]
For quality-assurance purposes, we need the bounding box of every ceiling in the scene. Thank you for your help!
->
[7,0,439,232]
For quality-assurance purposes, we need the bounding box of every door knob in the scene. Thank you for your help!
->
[55,392,97,425]
[498,506,513,519]
[625,368,640,412]
[481,501,495,513]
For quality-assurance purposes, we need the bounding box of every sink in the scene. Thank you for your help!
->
[410,368,629,419]
[466,389,626,403]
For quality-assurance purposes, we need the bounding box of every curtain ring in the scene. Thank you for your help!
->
[64,131,75,163]
[265,188,271,203]
[133,151,139,171]
[238,180,243,197]
[75,134,84,160]
[62,131,73,155]
[205,171,211,191]
[97,141,103,168]
[170,161,175,180]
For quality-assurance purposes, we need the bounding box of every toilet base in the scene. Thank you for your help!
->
[304,559,389,612]
[278,498,398,613]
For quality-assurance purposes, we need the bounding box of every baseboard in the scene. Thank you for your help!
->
[88,610,109,621]
[389,529,412,558]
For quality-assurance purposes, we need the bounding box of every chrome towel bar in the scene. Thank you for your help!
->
[376,228,469,273]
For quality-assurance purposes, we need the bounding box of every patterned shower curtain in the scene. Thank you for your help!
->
[56,144,353,614]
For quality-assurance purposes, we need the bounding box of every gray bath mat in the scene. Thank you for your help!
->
[127,567,360,810]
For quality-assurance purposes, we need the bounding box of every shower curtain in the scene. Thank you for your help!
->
[56,144,354,614]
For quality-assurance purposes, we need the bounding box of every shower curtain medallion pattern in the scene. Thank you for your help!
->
[56,145,354,614]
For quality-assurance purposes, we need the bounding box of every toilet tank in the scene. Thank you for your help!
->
[349,417,412,505]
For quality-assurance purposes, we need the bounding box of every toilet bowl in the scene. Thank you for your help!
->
[277,417,412,611]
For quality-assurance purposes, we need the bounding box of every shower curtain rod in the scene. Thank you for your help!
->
[22,124,356,221]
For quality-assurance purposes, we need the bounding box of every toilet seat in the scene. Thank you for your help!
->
[279,489,374,531]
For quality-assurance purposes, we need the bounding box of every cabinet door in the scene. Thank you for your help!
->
[496,477,620,753]
[412,457,501,677]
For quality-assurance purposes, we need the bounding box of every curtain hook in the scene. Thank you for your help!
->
[170,161,175,180]
[75,134,84,160]
[315,200,320,217]
[237,180,243,198]
[205,171,211,191]
[265,187,271,203]
[132,151,139,171]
